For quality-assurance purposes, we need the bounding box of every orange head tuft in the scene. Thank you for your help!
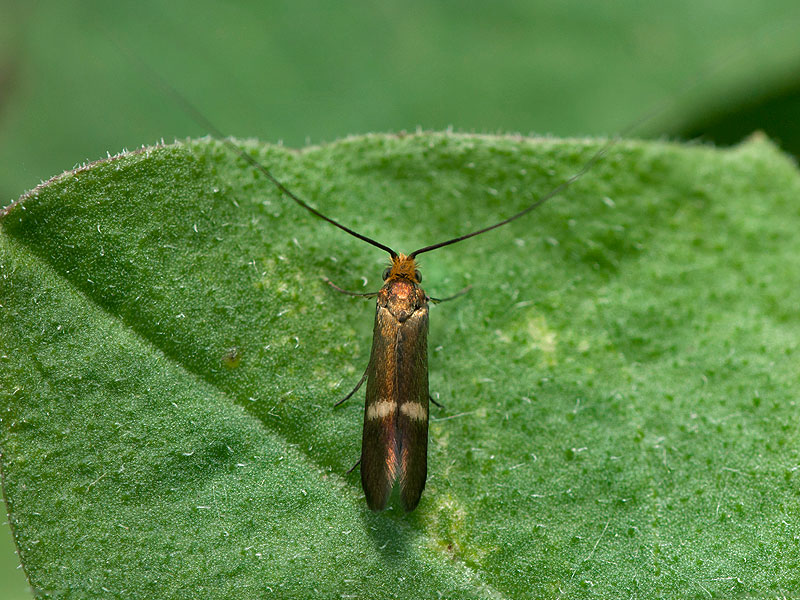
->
[383,253,422,284]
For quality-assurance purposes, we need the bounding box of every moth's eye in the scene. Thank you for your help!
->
[414,269,422,283]
[382,267,392,280]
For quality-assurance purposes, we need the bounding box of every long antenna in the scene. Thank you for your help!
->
[410,44,750,258]
[107,37,397,259]
[107,25,770,259]
[409,132,619,258]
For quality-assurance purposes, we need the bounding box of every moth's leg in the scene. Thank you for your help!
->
[429,284,472,304]
[323,276,378,298]
[325,275,374,408]
[334,366,369,407]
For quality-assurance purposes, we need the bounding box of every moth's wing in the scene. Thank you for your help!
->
[396,305,429,511]
[360,305,400,511]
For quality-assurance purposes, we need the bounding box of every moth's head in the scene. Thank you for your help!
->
[382,253,422,284]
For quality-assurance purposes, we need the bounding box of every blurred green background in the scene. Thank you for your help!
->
[1,1,799,597]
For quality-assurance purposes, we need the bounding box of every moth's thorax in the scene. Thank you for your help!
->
[379,279,427,322]
[379,255,428,323]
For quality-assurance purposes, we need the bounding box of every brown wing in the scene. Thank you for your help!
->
[395,305,429,511]
[360,303,430,511]
[360,304,401,511]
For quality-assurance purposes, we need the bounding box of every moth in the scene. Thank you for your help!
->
[143,56,669,511]
[206,135,612,511]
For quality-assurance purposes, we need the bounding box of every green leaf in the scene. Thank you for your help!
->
[2,133,799,598]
